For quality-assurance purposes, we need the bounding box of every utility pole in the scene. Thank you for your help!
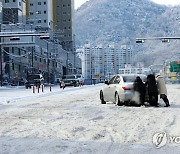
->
[47,42,50,84]
[31,25,34,70]
[0,23,2,86]
[66,51,69,75]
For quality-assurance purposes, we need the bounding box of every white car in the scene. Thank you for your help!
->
[100,74,147,106]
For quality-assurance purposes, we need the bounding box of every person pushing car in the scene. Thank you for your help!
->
[156,74,170,107]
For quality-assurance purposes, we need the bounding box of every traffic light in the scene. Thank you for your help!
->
[136,39,145,43]
[161,39,169,43]
[39,35,50,39]
[10,37,20,41]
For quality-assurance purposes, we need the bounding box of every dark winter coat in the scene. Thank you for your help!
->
[145,74,158,94]
[133,77,146,95]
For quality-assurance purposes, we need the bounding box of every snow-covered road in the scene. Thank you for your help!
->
[0,84,180,154]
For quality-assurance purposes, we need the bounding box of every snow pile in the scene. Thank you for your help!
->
[0,84,180,153]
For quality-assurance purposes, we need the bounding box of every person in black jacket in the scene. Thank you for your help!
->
[145,74,159,107]
[133,76,146,106]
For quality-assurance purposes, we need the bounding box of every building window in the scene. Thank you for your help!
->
[30,3,33,6]
[19,2,21,6]
[44,2,46,5]
[12,47,14,53]
[63,4,66,7]
[18,49,21,55]
[44,20,46,23]
[5,0,9,3]
[44,11,46,14]
[38,20,41,23]
[38,2,41,5]
[12,63,14,70]
[13,0,16,2]
[19,65,21,72]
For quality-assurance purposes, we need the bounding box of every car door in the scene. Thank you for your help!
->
[103,76,117,102]
[112,75,121,100]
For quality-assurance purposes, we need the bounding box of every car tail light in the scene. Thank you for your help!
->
[122,87,133,91]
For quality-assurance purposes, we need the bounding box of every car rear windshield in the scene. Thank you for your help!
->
[64,75,76,79]
[76,75,81,78]
[123,75,147,82]
[27,75,41,79]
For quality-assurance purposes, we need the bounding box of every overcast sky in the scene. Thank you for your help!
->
[74,0,180,9]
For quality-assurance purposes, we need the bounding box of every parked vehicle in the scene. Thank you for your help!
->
[25,74,44,89]
[62,75,80,87]
[76,74,84,85]
[100,74,147,106]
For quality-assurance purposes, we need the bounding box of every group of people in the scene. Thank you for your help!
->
[133,74,170,107]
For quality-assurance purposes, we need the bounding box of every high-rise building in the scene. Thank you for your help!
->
[2,0,26,24]
[26,0,75,51]
[82,43,134,81]
[120,45,134,68]
[0,1,2,23]
[26,0,53,30]
[53,0,74,51]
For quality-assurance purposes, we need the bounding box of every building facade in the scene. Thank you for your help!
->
[82,43,134,81]
[26,0,53,30]
[26,0,76,74]
[2,0,26,24]
[53,0,74,51]
[26,0,75,51]
[0,0,79,85]
[0,2,2,23]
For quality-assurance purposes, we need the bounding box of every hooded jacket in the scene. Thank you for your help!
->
[145,74,158,94]
[156,75,167,95]
[133,76,146,95]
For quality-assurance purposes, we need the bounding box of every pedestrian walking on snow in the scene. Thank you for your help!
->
[60,80,65,90]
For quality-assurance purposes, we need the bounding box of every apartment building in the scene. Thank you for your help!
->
[2,0,26,24]
[82,43,134,81]
[26,0,74,51]
[0,2,2,23]
[26,0,53,30]
[54,0,74,51]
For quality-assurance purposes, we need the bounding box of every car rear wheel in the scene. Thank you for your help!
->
[100,91,106,104]
[115,92,122,106]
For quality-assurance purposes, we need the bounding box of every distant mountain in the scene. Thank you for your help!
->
[75,0,180,66]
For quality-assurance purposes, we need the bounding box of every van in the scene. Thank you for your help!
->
[25,74,44,88]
